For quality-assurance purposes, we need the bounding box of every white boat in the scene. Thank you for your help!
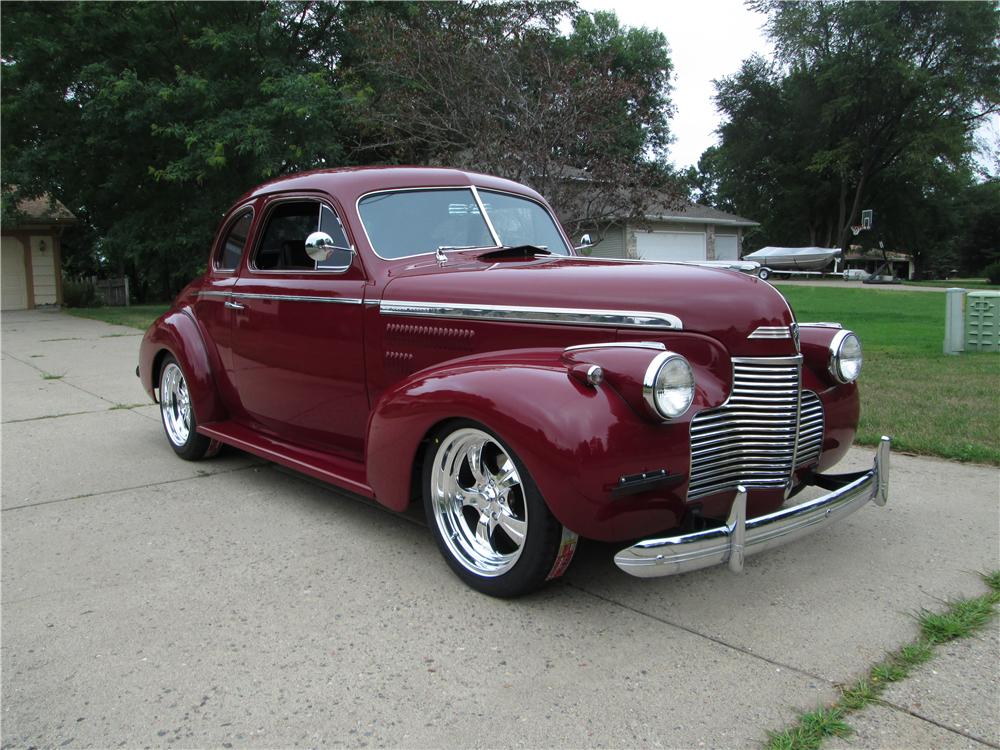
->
[744,246,841,271]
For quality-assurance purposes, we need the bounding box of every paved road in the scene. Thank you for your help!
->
[2,309,998,748]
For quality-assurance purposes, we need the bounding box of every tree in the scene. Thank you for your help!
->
[343,2,681,239]
[705,1,999,259]
[2,1,349,299]
[3,1,681,296]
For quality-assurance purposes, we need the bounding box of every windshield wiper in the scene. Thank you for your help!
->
[478,244,551,260]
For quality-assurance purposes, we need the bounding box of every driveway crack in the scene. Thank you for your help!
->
[878,697,1000,748]
[2,349,118,405]
[566,581,835,686]
[1,463,265,513]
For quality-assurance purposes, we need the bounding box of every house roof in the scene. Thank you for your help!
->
[4,191,77,227]
[642,196,759,227]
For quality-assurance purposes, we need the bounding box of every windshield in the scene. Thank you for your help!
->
[478,190,569,254]
[358,188,570,259]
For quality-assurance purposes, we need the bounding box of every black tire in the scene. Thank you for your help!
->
[758,267,771,280]
[158,355,217,461]
[422,419,571,597]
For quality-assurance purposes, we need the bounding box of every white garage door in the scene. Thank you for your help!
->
[2,237,28,311]
[635,231,706,261]
[716,234,739,261]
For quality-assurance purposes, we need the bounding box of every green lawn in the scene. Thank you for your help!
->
[66,288,999,464]
[777,284,999,465]
[66,304,169,331]
[904,278,999,290]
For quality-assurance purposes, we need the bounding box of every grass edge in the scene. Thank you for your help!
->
[764,570,1000,750]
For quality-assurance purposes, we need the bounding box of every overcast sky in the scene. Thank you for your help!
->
[580,0,773,170]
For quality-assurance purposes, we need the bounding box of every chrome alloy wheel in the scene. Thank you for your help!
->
[430,428,529,577]
[160,362,192,447]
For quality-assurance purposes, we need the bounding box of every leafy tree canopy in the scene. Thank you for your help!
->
[1,1,676,298]
[343,2,679,237]
[703,1,999,271]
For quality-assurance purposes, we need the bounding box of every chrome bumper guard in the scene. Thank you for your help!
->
[614,436,891,578]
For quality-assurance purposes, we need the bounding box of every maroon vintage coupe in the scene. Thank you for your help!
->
[139,167,890,597]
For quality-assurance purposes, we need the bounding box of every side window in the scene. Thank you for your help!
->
[217,210,253,271]
[253,200,353,272]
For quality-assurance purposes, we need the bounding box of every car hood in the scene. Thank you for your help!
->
[380,256,798,355]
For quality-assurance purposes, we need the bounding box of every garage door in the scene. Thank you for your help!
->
[2,237,28,311]
[636,231,706,262]
[716,234,739,261]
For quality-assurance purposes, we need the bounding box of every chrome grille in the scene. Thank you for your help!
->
[796,390,824,466]
[688,357,823,500]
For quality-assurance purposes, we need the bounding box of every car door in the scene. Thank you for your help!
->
[192,203,256,413]
[230,193,369,460]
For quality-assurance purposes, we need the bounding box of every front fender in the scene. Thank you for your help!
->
[799,325,860,470]
[366,349,698,542]
[139,307,227,425]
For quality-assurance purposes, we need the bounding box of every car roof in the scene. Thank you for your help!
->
[236,166,546,206]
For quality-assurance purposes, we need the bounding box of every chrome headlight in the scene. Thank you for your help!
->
[829,330,863,383]
[643,352,695,420]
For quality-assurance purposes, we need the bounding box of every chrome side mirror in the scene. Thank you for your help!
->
[305,231,354,267]
[574,233,594,252]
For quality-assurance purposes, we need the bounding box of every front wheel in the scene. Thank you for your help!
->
[423,421,577,597]
[158,355,218,461]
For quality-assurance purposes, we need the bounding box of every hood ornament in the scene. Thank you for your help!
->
[791,322,800,352]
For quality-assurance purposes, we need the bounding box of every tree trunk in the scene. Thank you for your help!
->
[839,160,871,251]
[836,176,848,247]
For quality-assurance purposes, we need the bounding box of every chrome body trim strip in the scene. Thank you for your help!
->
[379,301,683,330]
[563,341,667,353]
[198,291,230,299]
[799,322,843,329]
[198,291,365,305]
[748,326,792,339]
[614,437,891,577]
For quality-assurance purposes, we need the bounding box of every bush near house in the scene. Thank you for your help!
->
[984,262,1000,286]
[61,278,101,308]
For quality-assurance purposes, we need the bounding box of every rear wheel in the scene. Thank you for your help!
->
[158,355,217,460]
[423,421,575,597]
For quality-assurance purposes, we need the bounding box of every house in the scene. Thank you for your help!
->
[583,198,759,262]
[1,193,76,310]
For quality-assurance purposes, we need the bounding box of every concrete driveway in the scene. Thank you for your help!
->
[2,309,998,749]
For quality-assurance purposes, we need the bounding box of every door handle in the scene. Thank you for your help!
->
[224,300,246,310]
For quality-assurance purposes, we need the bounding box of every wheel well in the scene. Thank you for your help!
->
[406,418,463,509]
[151,348,171,402]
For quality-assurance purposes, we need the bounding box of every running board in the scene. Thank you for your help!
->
[198,421,374,499]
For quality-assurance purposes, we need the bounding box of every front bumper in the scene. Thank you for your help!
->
[614,436,891,578]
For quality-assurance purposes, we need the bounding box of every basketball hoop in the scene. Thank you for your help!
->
[850,225,863,236]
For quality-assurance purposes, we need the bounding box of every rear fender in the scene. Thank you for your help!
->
[139,307,227,425]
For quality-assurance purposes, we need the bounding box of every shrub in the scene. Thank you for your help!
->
[984,262,1000,286]
[62,278,102,308]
